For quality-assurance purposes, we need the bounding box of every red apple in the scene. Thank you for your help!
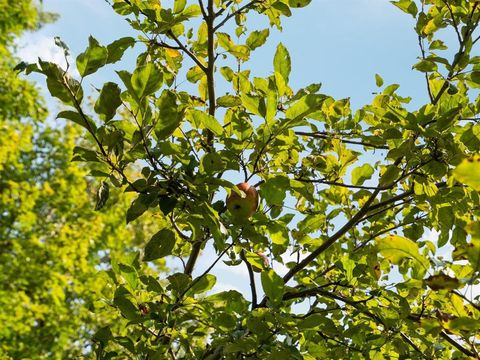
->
[226,182,259,222]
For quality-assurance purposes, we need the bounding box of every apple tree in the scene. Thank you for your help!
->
[21,0,480,358]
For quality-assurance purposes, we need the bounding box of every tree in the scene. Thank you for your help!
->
[0,1,164,358]
[21,0,480,358]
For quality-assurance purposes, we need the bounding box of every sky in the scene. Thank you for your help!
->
[16,1,462,300]
[18,0,434,109]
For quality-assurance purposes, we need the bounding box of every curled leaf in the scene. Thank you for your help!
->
[95,181,109,211]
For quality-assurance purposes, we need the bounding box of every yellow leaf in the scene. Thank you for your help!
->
[453,155,480,191]
[165,48,181,58]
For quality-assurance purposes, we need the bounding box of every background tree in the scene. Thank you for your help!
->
[18,0,480,358]
[1,1,165,358]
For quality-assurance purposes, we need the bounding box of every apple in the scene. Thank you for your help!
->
[226,182,259,222]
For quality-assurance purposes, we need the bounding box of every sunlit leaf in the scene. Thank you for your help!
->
[453,155,480,191]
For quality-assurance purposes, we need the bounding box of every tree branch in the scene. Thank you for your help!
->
[167,30,207,73]
[295,131,389,150]
[432,2,480,105]
[179,242,235,299]
[399,332,430,359]
[295,177,381,190]
[439,331,477,358]
[418,35,434,103]
[442,0,463,44]
[64,77,143,193]
[240,250,257,308]
[215,0,234,18]
[213,0,261,32]
[280,187,381,286]
[198,0,208,19]
[354,214,428,252]
[284,288,434,359]
[452,291,480,312]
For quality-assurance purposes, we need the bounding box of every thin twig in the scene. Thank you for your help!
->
[295,177,381,190]
[179,242,235,299]
[418,35,434,103]
[295,131,389,150]
[400,332,430,359]
[442,0,462,43]
[213,0,261,32]
[279,187,381,286]
[439,331,477,358]
[167,30,207,72]
[198,0,208,19]
[215,0,234,17]
[64,78,143,193]
[240,250,258,308]
[452,290,480,311]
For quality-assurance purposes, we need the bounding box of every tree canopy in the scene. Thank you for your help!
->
[1,1,163,358]
[11,0,480,358]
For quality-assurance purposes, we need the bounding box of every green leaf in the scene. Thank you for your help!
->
[45,77,72,104]
[446,317,480,332]
[241,94,266,118]
[126,194,156,223]
[288,0,312,7]
[131,63,163,99]
[181,4,202,17]
[391,0,418,18]
[93,326,112,346]
[106,37,135,64]
[298,314,337,334]
[274,43,291,83]
[376,235,429,275]
[260,176,289,206]
[285,94,325,121]
[118,263,139,290]
[379,165,401,187]
[351,164,374,185]
[413,59,437,72]
[246,29,270,50]
[470,71,480,85]
[261,269,284,305]
[72,146,100,162]
[113,286,138,320]
[214,312,237,331]
[167,273,191,295]
[190,109,223,136]
[76,36,108,77]
[57,110,97,132]
[186,65,205,83]
[143,229,176,261]
[244,251,268,271]
[217,95,241,107]
[187,274,216,295]
[267,222,289,246]
[375,73,384,87]
[156,90,182,139]
[94,82,122,121]
[224,338,257,354]
[159,195,178,215]
[453,155,480,191]
[174,0,187,13]
[200,152,225,173]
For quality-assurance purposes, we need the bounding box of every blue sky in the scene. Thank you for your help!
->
[17,1,453,299]
[19,0,433,109]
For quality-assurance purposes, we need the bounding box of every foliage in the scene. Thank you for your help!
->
[0,1,163,358]
[19,0,480,358]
